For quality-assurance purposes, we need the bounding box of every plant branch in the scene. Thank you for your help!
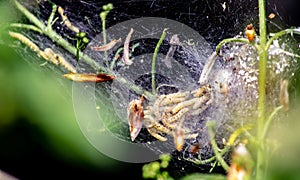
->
[256,0,267,178]
[47,3,57,29]
[100,4,113,66]
[13,0,46,30]
[266,28,300,51]
[206,121,229,172]
[101,16,108,66]
[215,37,257,54]
[10,23,42,34]
[183,146,230,165]
[228,124,254,146]
[152,28,167,94]
[261,106,283,139]
[110,47,123,70]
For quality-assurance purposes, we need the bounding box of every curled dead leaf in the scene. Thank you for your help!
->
[127,95,145,141]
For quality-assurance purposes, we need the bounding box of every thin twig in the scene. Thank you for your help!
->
[110,47,123,69]
[206,121,229,171]
[228,124,254,146]
[266,28,300,52]
[100,12,108,66]
[261,106,283,139]
[183,145,229,165]
[47,3,57,29]
[152,28,168,94]
[215,37,257,54]
[10,23,42,34]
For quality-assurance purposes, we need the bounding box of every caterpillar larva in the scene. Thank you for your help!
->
[55,53,77,73]
[40,48,76,73]
[9,31,40,52]
[58,6,80,33]
[39,48,59,65]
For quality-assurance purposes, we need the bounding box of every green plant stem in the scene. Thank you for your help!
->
[261,106,283,139]
[228,124,254,146]
[76,39,85,61]
[47,3,57,29]
[209,161,218,173]
[76,40,80,61]
[10,23,43,34]
[101,15,108,66]
[215,37,257,53]
[206,121,229,172]
[152,28,167,94]
[110,43,140,70]
[266,28,300,51]
[110,47,123,69]
[256,0,267,179]
[13,0,45,31]
[184,146,230,165]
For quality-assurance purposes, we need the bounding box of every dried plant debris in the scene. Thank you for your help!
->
[122,28,134,65]
[128,95,145,141]
[163,34,180,68]
[92,38,122,51]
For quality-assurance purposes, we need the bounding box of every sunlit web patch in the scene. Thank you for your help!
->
[82,15,300,162]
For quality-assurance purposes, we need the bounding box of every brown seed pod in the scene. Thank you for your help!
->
[63,73,115,82]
